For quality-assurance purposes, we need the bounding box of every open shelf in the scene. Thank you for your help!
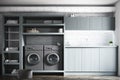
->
[3,51,20,53]
[5,39,19,41]
[4,24,20,26]
[5,31,19,34]
[4,63,20,65]
[23,16,64,24]
[23,26,64,33]
[4,74,15,76]
[4,65,19,75]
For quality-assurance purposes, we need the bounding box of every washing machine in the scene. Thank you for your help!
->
[24,45,43,70]
[44,45,62,70]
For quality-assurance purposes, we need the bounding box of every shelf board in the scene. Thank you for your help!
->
[23,33,64,36]
[3,74,14,76]
[23,24,64,26]
[4,63,20,65]
[5,39,19,41]
[4,24,20,26]
[3,73,18,76]
[3,51,20,53]
[5,31,19,34]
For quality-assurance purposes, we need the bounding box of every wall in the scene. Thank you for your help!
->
[115,0,120,76]
[65,31,115,46]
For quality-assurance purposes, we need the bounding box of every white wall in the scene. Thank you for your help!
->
[65,31,115,46]
[115,0,120,76]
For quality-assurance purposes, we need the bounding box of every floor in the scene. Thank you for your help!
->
[1,75,120,80]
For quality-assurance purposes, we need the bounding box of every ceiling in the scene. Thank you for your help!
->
[0,0,118,5]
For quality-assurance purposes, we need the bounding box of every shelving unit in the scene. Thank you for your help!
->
[22,16,64,72]
[2,14,64,75]
[2,16,22,75]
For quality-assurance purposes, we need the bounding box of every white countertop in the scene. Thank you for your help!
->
[65,45,118,48]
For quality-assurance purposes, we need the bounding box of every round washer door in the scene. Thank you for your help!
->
[27,53,40,65]
[46,53,60,65]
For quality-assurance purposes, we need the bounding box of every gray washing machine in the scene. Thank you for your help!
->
[44,45,62,70]
[25,45,43,70]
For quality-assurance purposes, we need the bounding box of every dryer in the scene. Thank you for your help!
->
[44,45,62,70]
[24,45,43,70]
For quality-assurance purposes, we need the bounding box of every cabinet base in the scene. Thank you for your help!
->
[64,72,117,76]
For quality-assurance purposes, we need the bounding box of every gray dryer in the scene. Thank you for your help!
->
[44,45,62,70]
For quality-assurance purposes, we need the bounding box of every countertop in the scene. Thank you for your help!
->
[65,45,118,48]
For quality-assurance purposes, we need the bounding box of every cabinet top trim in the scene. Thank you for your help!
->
[0,6,115,13]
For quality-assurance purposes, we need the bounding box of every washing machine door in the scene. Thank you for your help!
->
[46,53,60,65]
[27,53,40,65]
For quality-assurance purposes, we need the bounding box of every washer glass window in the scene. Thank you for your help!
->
[47,53,60,65]
[27,53,40,65]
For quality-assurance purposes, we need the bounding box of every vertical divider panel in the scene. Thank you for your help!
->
[2,15,5,75]
[19,15,23,69]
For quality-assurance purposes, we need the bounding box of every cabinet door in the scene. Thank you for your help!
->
[100,48,117,72]
[65,17,89,30]
[89,17,102,30]
[64,48,82,71]
[102,17,115,30]
[77,17,89,30]
[65,17,78,30]
[81,48,99,71]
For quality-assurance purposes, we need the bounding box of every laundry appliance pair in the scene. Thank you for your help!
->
[24,45,62,71]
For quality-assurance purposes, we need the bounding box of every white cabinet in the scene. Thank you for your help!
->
[64,47,117,75]
[81,48,99,71]
[64,48,82,71]
[100,48,117,72]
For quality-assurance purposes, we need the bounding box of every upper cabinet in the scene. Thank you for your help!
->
[65,16,115,30]
[64,17,77,30]
[89,17,102,30]
[65,17,89,30]
[102,17,115,30]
